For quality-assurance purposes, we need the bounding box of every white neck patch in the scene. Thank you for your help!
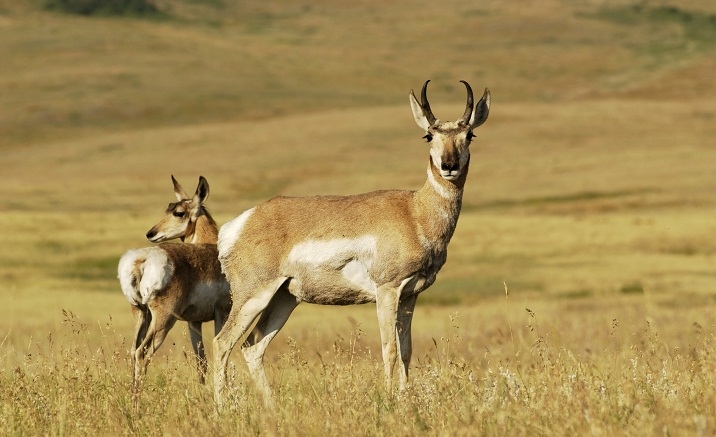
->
[427,165,451,199]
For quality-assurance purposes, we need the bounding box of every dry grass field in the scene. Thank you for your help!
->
[1,0,716,435]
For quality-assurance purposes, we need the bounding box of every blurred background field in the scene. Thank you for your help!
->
[1,0,715,434]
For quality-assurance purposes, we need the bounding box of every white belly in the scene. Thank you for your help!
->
[285,236,378,305]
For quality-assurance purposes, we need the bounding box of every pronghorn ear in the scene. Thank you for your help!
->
[469,88,490,129]
[194,176,210,204]
[172,175,189,201]
[409,89,432,131]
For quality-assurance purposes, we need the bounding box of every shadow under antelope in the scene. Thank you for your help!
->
[118,175,230,387]
[214,80,490,407]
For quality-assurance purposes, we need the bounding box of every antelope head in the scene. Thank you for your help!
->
[146,175,211,243]
[409,80,490,182]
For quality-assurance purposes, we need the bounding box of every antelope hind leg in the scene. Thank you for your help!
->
[213,277,289,407]
[242,285,299,405]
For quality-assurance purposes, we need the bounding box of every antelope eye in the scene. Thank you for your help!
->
[423,133,433,142]
[173,211,186,218]
[466,131,475,141]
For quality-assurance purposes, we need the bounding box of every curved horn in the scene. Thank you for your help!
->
[420,80,437,125]
[460,80,474,124]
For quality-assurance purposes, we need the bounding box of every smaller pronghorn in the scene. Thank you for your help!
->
[118,175,230,386]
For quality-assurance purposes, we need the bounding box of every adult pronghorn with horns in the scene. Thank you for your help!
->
[214,80,490,406]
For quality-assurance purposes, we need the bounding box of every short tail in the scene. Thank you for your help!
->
[118,247,174,306]
[118,249,145,306]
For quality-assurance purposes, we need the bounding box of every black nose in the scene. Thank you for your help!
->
[441,161,459,172]
[146,230,156,240]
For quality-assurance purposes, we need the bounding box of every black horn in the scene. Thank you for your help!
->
[420,80,437,125]
[460,80,474,124]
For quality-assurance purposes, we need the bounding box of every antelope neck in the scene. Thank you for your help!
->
[413,155,470,243]
[183,214,219,244]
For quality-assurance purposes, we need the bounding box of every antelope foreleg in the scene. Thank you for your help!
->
[376,285,401,392]
[397,294,418,390]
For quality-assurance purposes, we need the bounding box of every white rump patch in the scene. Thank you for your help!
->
[138,249,174,305]
[288,235,378,292]
[118,249,145,305]
[117,247,174,306]
[218,207,255,261]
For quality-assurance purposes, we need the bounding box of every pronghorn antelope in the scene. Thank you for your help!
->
[214,80,490,406]
[118,175,231,386]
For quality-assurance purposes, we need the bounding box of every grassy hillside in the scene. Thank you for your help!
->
[1,0,716,434]
[3,0,715,146]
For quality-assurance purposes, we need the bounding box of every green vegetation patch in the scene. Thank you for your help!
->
[477,189,655,211]
[557,288,594,300]
[420,277,542,306]
[44,0,161,17]
[59,255,119,290]
[620,281,644,295]
[592,4,716,44]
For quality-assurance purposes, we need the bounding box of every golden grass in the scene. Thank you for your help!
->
[2,293,715,435]
[2,0,716,434]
